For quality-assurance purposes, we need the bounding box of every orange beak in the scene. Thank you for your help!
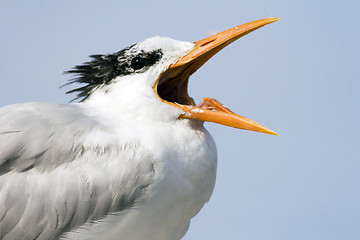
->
[154,18,279,135]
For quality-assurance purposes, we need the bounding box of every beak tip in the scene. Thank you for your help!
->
[270,131,280,136]
[270,17,281,21]
[262,125,279,136]
[259,128,279,136]
[266,17,281,24]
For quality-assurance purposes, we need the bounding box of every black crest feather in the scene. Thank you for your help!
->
[64,44,162,101]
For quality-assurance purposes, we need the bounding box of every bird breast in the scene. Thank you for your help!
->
[140,120,218,224]
[73,120,217,240]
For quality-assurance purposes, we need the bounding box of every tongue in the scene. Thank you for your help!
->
[179,97,278,135]
[196,98,234,113]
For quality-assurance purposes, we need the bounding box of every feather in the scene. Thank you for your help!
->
[64,45,162,101]
[0,102,155,239]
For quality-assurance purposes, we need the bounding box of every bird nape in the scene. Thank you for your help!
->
[0,18,279,240]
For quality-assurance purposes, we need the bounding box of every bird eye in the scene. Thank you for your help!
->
[131,57,148,70]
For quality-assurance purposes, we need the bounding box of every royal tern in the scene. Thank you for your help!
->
[0,18,279,240]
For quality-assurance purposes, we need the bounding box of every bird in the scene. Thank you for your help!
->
[0,18,279,240]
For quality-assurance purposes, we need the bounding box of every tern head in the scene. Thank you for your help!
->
[66,18,279,135]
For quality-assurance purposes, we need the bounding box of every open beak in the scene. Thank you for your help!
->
[154,18,279,135]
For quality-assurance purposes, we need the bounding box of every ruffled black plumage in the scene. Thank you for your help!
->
[64,45,162,101]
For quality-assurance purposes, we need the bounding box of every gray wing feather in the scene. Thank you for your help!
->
[0,102,155,240]
[0,103,97,172]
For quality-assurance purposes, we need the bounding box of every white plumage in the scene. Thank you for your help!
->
[0,18,279,240]
[0,37,216,240]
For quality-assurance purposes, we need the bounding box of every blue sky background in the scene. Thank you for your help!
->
[1,1,359,239]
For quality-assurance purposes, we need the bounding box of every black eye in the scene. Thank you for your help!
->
[131,57,148,70]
